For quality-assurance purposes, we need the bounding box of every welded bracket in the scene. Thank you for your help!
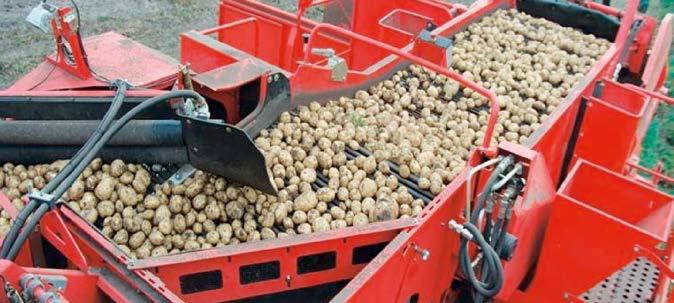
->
[27,191,56,207]
[311,48,347,82]
[418,30,453,67]
[167,164,196,185]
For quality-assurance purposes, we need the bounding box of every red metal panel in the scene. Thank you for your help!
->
[573,82,648,173]
[333,170,469,302]
[519,160,674,302]
[130,219,412,303]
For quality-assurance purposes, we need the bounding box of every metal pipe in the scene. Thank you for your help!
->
[0,146,188,164]
[465,157,503,219]
[0,120,183,146]
[492,163,522,191]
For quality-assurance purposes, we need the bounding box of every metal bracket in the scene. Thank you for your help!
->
[26,2,57,33]
[418,30,453,67]
[167,164,197,185]
[27,191,56,207]
[311,48,348,82]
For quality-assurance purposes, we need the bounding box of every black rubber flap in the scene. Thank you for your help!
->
[179,114,277,195]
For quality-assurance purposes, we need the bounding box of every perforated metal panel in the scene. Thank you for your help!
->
[581,257,660,303]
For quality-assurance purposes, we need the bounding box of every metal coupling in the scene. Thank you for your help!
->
[448,220,473,240]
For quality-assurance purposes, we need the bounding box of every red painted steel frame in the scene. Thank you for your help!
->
[516,160,674,302]
[331,0,674,302]
[0,0,671,302]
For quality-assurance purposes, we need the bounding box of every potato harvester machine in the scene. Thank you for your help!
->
[0,0,673,302]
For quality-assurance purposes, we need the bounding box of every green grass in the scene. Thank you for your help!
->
[638,0,673,193]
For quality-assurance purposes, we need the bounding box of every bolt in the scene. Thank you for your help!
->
[414,245,430,261]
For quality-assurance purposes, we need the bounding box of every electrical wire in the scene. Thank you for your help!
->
[69,0,112,84]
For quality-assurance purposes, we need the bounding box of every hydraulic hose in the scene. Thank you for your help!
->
[470,156,514,224]
[0,83,127,258]
[459,222,504,298]
[460,156,514,302]
[42,82,128,193]
[6,203,49,261]
[0,199,38,258]
[49,90,202,200]
[4,90,202,261]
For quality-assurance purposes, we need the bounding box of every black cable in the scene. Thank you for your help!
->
[49,90,202,200]
[460,156,513,302]
[42,82,127,193]
[0,83,127,259]
[470,156,514,223]
[0,200,38,258]
[459,222,504,298]
[4,90,201,261]
[6,204,49,261]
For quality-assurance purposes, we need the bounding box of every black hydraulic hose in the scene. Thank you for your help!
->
[474,216,504,303]
[4,90,201,260]
[459,222,504,298]
[0,83,127,258]
[50,90,202,200]
[6,204,49,261]
[0,200,38,258]
[495,217,510,255]
[42,83,128,194]
[470,156,514,224]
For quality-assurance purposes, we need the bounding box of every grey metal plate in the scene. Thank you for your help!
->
[581,257,660,303]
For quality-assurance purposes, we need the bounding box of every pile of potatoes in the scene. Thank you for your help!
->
[450,9,610,144]
[0,10,611,258]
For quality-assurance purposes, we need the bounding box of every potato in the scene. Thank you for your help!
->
[316,188,336,203]
[94,200,113,218]
[81,209,99,224]
[153,205,171,225]
[206,230,220,244]
[312,217,330,232]
[260,227,276,240]
[78,192,97,210]
[123,216,142,233]
[359,178,377,198]
[94,177,115,200]
[353,213,369,226]
[110,159,126,177]
[113,229,129,245]
[293,191,318,212]
[118,185,138,206]
[151,246,168,257]
[330,206,346,220]
[129,231,146,249]
[143,195,161,210]
[68,181,85,201]
[158,219,173,235]
[297,223,312,234]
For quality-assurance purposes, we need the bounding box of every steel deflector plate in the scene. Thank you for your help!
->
[179,115,277,195]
